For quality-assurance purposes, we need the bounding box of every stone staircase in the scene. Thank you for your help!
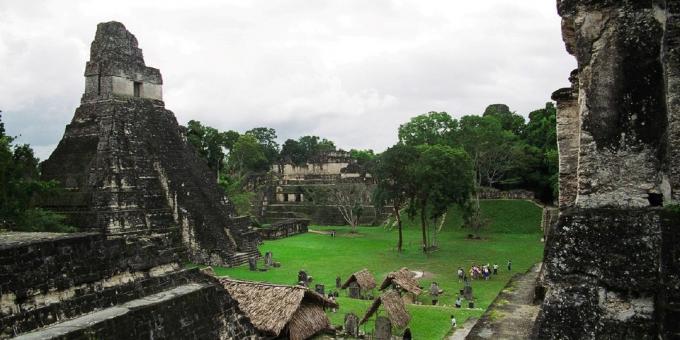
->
[13,282,254,340]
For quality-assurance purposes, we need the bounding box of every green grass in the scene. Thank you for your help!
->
[207,199,544,339]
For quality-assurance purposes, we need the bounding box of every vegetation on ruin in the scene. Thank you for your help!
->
[209,199,543,339]
[0,112,74,233]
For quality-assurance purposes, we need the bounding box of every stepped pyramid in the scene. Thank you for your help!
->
[41,21,260,267]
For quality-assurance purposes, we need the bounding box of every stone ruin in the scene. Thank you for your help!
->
[258,151,388,225]
[534,1,680,339]
[0,21,261,339]
[40,21,260,267]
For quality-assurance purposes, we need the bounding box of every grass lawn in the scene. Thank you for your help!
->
[208,200,544,339]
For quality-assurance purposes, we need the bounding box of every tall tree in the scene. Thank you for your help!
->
[186,120,237,179]
[280,139,306,165]
[372,144,418,252]
[245,127,279,165]
[398,111,458,146]
[229,134,268,175]
[0,113,72,232]
[408,145,474,252]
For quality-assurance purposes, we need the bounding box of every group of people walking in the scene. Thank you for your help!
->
[456,260,512,282]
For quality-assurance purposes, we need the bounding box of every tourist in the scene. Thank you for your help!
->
[507,259,512,271]
[430,282,441,305]
[493,263,498,275]
[457,267,464,282]
[455,296,462,308]
[451,315,457,328]
[483,266,490,280]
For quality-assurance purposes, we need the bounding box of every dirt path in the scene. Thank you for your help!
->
[464,263,542,339]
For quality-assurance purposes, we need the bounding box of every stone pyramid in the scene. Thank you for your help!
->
[41,21,259,267]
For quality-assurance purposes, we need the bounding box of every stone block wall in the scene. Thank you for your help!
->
[535,2,680,338]
[0,232,257,338]
[257,219,309,240]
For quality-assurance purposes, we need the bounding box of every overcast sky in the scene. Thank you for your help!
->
[0,0,575,160]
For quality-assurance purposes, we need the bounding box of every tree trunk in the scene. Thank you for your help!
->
[420,204,428,253]
[394,202,403,253]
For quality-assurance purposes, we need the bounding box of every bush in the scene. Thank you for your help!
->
[14,208,77,233]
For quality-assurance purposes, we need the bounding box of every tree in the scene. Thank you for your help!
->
[229,134,268,175]
[0,112,73,232]
[186,120,238,179]
[408,145,474,252]
[350,149,375,166]
[482,104,526,136]
[280,135,338,165]
[245,127,279,165]
[280,139,306,165]
[457,115,519,189]
[372,144,418,252]
[305,183,370,233]
[398,111,458,146]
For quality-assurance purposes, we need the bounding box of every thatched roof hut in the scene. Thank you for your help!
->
[379,267,422,295]
[341,268,377,290]
[220,278,338,340]
[360,290,411,328]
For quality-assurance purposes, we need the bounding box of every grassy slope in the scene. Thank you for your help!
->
[210,200,543,339]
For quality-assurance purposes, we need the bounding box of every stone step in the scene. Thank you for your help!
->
[14,283,210,340]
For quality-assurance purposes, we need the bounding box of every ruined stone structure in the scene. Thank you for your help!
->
[0,232,257,338]
[41,21,260,267]
[257,218,310,240]
[534,2,680,338]
[0,21,261,339]
[259,151,388,225]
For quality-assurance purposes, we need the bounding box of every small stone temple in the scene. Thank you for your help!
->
[258,151,388,225]
[533,1,680,339]
[40,21,260,268]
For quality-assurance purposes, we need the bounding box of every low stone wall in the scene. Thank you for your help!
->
[263,203,388,226]
[258,219,310,240]
[478,188,535,200]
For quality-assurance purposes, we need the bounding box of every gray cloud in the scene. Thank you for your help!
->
[0,0,576,160]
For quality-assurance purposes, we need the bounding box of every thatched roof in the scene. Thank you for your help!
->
[360,290,411,328]
[341,268,377,290]
[380,267,422,295]
[288,302,330,340]
[220,278,338,338]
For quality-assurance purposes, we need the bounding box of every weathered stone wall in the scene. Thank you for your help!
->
[535,2,680,338]
[0,232,256,338]
[257,219,309,240]
[40,21,259,268]
[553,70,580,208]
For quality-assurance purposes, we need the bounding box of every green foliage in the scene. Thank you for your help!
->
[245,127,279,165]
[186,120,239,174]
[211,200,544,339]
[13,208,75,233]
[349,148,375,166]
[229,134,269,175]
[482,104,526,136]
[0,113,75,232]
[398,111,457,146]
[395,102,558,203]
[218,174,254,216]
[279,135,337,165]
